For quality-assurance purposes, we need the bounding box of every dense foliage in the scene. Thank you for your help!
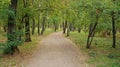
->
[0,0,120,54]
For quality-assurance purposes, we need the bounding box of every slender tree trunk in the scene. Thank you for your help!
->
[18,26,22,40]
[78,27,81,33]
[69,23,72,31]
[86,23,93,49]
[25,14,31,42]
[53,21,57,32]
[111,12,116,48]
[66,23,70,37]
[23,0,31,42]
[18,15,25,40]
[32,18,35,35]
[63,20,67,34]
[41,16,46,35]
[3,26,6,32]
[86,14,98,49]
[62,22,65,33]
[38,14,40,36]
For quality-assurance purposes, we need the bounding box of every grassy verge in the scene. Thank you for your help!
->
[0,28,53,67]
[69,31,120,67]
[19,28,53,55]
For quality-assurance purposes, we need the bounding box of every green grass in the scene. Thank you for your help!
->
[69,30,120,67]
[0,28,53,67]
[0,30,6,42]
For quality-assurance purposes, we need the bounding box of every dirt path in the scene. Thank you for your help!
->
[25,32,88,67]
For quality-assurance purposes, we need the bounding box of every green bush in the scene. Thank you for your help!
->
[0,30,24,54]
[3,40,23,54]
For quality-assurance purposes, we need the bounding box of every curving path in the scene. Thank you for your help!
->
[25,32,87,67]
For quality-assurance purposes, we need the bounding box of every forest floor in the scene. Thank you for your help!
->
[23,32,88,67]
[70,31,120,67]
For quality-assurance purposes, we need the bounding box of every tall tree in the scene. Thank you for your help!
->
[7,0,19,54]
[23,0,31,42]
[111,0,116,48]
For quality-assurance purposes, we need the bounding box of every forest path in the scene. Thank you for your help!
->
[25,32,87,67]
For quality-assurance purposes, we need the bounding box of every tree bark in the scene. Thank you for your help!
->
[86,23,93,49]
[53,21,57,32]
[38,14,40,36]
[3,26,6,32]
[111,12,116,48]
[66,23,70,37]
[32,18,35,35]
[41,16,46,35]
[78,27,81,33]
[7,0,19,54]
[18,15,25,40]
[25,14,31,42]
[86,14,98,49]
[63,20,67,34]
